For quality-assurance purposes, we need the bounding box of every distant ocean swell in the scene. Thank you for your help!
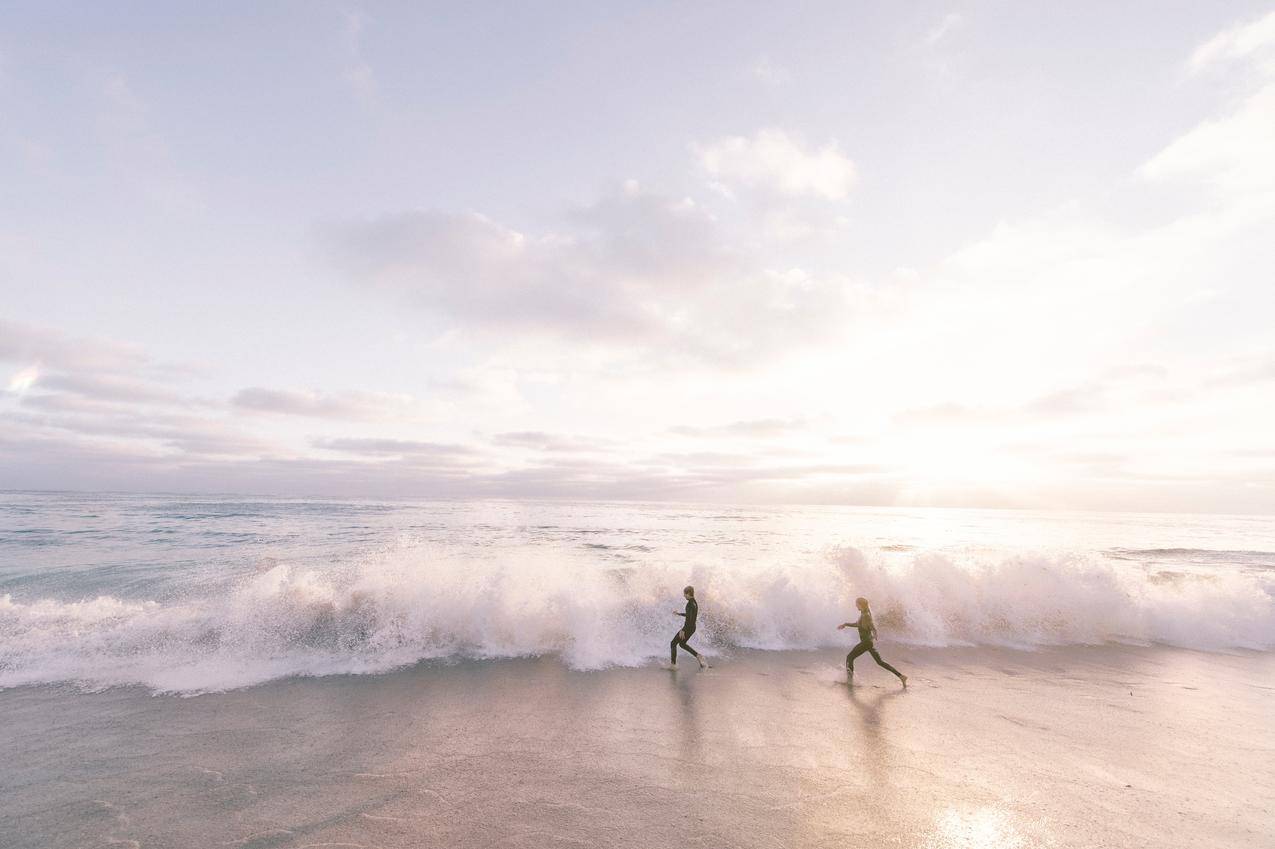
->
[1,546,1272,694]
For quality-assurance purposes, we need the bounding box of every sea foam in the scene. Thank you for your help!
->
[1,545,1271,694]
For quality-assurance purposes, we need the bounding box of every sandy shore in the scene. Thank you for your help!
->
[2,645,1272,849]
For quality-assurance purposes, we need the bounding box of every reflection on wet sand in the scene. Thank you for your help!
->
[667,666,705,766]
[842,685,907,838]
[2,646,1269,849]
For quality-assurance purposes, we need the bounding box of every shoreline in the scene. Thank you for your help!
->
[2,644,1272,848]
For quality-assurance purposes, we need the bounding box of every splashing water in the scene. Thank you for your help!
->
[1,493,1271,693]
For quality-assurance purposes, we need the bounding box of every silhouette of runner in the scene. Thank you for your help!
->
[838,597,906,687]
[671,585,708,668]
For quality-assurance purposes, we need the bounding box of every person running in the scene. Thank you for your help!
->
[670,585,708,668]
[838,597,906,687]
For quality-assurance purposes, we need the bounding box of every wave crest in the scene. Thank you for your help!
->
[1,545,1271,693]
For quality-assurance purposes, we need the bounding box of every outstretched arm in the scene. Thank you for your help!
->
[674,611,686,617]
[837,618,861,630]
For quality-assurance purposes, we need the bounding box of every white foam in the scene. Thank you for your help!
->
[1,545,1271,694]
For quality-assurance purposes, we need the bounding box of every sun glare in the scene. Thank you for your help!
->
[889,432,1036,504]
[923,806,1028,849]
[5,364,39,395]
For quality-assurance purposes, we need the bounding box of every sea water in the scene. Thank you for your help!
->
[1,491,1272,694]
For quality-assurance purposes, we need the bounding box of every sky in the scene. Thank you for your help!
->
[2,1,1274,512]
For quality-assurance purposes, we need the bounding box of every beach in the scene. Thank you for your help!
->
[7,5,1275,847]
[7,5,1275,845]
[3,644,1272,849]
[3,495,1273,847]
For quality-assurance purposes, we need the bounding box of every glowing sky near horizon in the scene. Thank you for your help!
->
[2,2,1273,512]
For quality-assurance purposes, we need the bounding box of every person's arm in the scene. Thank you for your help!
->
[674,610,686,616]
[837,618,861,630]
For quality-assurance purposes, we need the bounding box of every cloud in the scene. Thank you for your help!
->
[1202,352,1275,388]
[759,207,852,245]
[38,372,197,406]
[669,418,806,438]
[321,183,856,365]
[892,367,1166,427]
[893,15,1275,425]
[0,319,280,462]
[1187,10,1275,75]
[323,188,725,335]
[313,437,477,459]
[0,318,148,372]
[5,404,275,460]
[695,129,857,200]
[1023,385,1108,416]
[490,431,609,452]
[232,387,422,420]
[0,418,894,503]
[1140,85,1275,196]
[1144,12,1275,195]
[892,403,992,427]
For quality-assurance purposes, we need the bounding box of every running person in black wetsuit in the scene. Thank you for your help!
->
[838,597,906,687]
[671,585,709,668]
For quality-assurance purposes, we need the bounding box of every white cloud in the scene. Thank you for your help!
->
[761,207,852,244]
[314,437,477,459]
[1188,10,1275,75]
[1141,68,1275,195]
[322,183,857,365]
[695,129,857,201]
[5,9,1274,510]
[670,418,806,438]
[1140,9,1275,234]
[232,387,423,421]
[489,431,610,452]
[0,318,148,372]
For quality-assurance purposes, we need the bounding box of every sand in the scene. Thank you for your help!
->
[2,645,1272,849]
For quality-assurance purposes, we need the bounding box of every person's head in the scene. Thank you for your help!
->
[855,596,870,612]
[684,585,695,599]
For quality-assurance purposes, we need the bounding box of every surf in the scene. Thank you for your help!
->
[2,542,1271,694]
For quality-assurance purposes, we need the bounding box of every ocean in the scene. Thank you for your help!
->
[3,491,1271,694]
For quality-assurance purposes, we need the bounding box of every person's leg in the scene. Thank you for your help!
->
[680,629,708,667]
[846,641,869,673]
[670,633,681,664]
[868,646,905,681]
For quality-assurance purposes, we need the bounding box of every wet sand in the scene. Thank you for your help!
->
[2,645,1272,849]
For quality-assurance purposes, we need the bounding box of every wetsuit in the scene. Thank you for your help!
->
[846,610,904,679]
[671,597,700,664]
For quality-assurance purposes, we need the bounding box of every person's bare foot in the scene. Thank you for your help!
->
[698,656,710,669]
[900,674,908,688]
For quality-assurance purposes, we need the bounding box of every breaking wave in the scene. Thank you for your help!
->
[2,545,1272,694]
